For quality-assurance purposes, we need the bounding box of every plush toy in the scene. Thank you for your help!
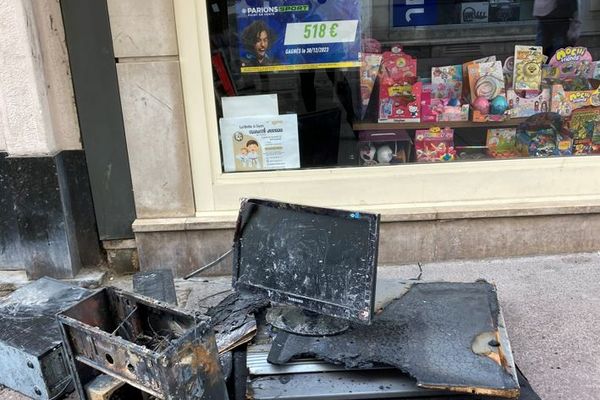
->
[359,144,377,166]
[376,145,394,164]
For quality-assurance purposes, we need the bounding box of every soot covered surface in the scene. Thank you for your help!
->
[233,199,379,324]
[268,281,520,398]
[0,277,90,354]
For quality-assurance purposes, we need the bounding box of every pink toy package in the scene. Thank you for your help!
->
[420,86,438,123]
[549,47,594,79]
[378,47,422,123]
[507,88,551,118]
[421,84,469,122]
[415,127,456,162]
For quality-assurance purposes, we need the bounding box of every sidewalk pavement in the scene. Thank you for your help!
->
[2,252,600,400]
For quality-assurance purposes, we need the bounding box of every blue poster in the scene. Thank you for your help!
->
[392,0,438,27]
[236,0,361,73]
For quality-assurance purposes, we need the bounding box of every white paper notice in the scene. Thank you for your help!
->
[222,95,279,118]
[219,114,300,172]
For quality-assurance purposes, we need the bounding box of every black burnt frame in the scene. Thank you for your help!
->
[232,198,380,325]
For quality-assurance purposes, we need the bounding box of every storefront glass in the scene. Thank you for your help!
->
[206,1,599,173]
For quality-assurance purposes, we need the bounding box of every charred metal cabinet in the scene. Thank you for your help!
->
[0,278,90,399]
[58,288,228,400]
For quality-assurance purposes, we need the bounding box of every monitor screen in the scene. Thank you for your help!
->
[232,198,379,324]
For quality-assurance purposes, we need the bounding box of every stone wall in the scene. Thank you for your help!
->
[107,0,195,219]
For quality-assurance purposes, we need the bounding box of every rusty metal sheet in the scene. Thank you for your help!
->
[58,287,228,399]
[246,367,540,400]
[267,281,520,399]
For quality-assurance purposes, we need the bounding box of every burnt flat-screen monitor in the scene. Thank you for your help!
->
[232,198,380,325]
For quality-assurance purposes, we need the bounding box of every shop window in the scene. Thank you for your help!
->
[206,0,600,173]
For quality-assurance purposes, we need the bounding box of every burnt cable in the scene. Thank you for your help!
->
[184,248,233,280]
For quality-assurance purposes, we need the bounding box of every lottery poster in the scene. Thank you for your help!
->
[236,0,361,73]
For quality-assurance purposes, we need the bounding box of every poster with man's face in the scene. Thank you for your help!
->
[236,0,361,73]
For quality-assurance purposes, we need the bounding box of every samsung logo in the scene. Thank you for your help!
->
[287,296,304,304]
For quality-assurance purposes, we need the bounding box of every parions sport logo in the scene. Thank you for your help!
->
[242,5,309,17]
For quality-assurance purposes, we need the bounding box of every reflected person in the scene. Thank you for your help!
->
[534,0,579,57]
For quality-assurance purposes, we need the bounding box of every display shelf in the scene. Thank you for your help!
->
[353,118,527,131]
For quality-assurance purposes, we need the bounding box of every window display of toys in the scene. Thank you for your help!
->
[516,113,573,157]
[507,88,551,118]
[354,42,600,164]
[415,127,456,162]
[358,130,412,166]
[486,128,525,159]
[513,45,545,91]
[378,47,422,123]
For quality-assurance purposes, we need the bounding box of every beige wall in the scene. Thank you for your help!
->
[31,0,81,152]
[0,0,80,156]
[107,0,195,219]
[0,94,7,152]
[107,0,178,58]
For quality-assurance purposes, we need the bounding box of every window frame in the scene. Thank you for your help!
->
[174,0,600,218]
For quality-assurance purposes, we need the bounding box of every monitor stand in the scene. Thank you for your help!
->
[266,306,349,336]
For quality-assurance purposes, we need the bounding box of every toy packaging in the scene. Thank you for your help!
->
[550,82,600,116]
[378,48,422,123]
[548,47,594,80]
[507,88,551,118]
[468,60,505,102]
[420,86,438,123]
[468,60,507,122]
[439,103,470,121]
[516,113,572,157]
[462,56,497,102]
[593,61,600,80]
[567,108,600,155]
[455,146,487,160]
[431,65,463,100]
[358,130,412,166]
[486,128,523,158]
[592,120,600,153]
[360,53,383,119]
[503,56,515,88]
[567,108,600,140]
[415,127,456,162]
[421,85,469,122]
[513,45,545,91]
